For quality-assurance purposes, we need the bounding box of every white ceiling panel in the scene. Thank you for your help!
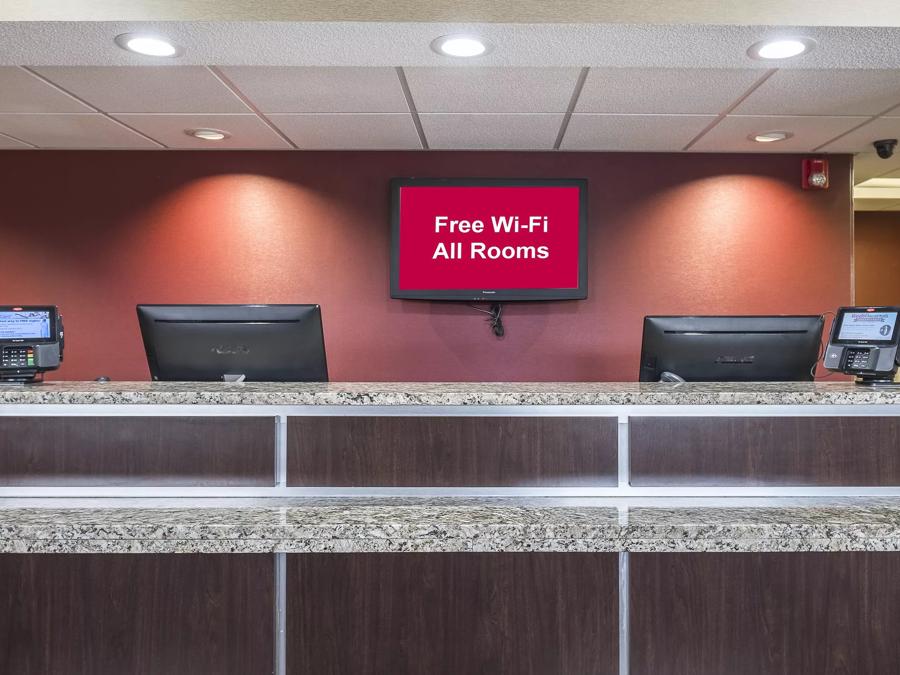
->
[735,70,900,117]
[0,67,91,113]
[111,114,291,149]
[576,68,762,114]
[31,66,250,113]
[405,68,580,113]
[818,116,900,153]
[854,150,900,183]
[420,113,564,150]
[0,132,32,148]
[562,113,716,151]
[0,113,159,148]
[691,115,866,152]
[269,113,421,149]
[218,66,408,113]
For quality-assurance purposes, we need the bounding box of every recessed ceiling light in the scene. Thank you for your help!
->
[115,33,182,57]
[747,37,815,60]
[187,128,229,141]
[751,131,793,143]
[431,35,492,58]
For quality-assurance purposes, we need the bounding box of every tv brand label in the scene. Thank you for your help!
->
[397,185,581,291]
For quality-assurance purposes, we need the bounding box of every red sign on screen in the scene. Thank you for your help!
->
[393,183,585,299]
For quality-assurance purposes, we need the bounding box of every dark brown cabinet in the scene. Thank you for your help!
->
[630,416,900,486]
[0,554,275,675]
[0,416,276,486]
[630,552,900,675]
[287,552,619,674]
[287,416,618,487]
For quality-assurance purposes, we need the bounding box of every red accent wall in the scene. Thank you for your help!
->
[854,210,900,306]
[0,151,852,382]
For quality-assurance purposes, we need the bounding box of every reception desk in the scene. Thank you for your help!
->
[1,382,899,674]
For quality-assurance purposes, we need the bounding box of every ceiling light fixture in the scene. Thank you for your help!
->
[751,131,793,143]
[187,128,229,141]
[747,37,815,60]
[115,33,182,57]
[431,35,492,58]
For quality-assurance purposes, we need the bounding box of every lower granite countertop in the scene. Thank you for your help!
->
[1,497,899,554]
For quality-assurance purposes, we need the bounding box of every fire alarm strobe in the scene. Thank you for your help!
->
[801,158,829,190]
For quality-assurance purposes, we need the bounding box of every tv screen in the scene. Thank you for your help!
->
[390,178,588,301]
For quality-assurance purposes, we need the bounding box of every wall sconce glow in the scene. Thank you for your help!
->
[187,128,229,141]
[431,35,492,58]
[751,131,793,143]
[747,38,815,60]
[115,33,181,57]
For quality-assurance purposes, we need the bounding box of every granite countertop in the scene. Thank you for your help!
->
[2,497,899,554]
[0,380,897,406]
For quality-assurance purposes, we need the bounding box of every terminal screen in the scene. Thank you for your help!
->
[0,311,51,340]
[837,311,898,342]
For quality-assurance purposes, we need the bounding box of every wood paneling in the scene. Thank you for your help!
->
[631,552,900,675]
[287,416,618,486]
[0,416,275,486]
[0,554,274,675]
[630,416,900,486]
[287,552,618,674]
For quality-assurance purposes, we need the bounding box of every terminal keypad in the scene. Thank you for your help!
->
[1,346,35,369]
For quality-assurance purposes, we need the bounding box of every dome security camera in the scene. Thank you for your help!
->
[873,139,897,159]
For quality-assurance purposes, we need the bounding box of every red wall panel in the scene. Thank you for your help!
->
[854,210,900,306]
[0,151,852,381]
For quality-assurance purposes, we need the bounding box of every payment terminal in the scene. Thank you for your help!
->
[823,306,899,385]
[0,306,64,383]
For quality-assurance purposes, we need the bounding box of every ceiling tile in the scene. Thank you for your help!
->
[690,115,867,152]
[420,113,564,150]
[0,132,32,148]
[0,67,91,113]
[218,67,408,113]
[734,70,900,116]
[562,113,715,151]
[854,149,900,183]
[405,68,580,113]
[111,114,291,149]
[818,116,900,153]
[30,66,250,114]
[268,113,421,149]
[576,68,762,114]
[0,114,159,148]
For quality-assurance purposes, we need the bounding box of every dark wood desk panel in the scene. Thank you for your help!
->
[0,554,274,675]
[630,552,900,675]
[287,415,618,486]
[288,552,618,675]
[0,416,276,486]
[630,416,900,486]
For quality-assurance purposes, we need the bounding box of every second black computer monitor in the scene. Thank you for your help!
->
[639,315,824,382]
[137,304,328,382]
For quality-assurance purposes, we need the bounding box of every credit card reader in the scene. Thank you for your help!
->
[823,306,899,385]
[0,306,64,384]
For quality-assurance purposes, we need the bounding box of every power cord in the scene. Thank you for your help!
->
[468,303,505,338]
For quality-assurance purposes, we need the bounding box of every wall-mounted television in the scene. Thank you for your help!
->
[390,178,588,301]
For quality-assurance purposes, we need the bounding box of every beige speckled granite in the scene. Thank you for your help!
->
[2,497,899,554]
[0,381,897,406]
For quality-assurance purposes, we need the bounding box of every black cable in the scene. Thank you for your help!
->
[468,303,505,337]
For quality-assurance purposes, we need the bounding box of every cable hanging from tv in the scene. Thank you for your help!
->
[468,303,505,338]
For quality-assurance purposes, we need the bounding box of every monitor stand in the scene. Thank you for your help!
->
[0,370,44,385]
[855,374,900,388]
[222,374,247,383]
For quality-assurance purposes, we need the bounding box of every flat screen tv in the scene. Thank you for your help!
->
[390,178,588,301]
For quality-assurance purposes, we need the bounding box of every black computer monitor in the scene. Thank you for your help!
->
[639,315,824,382]
[137,304,328,382]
